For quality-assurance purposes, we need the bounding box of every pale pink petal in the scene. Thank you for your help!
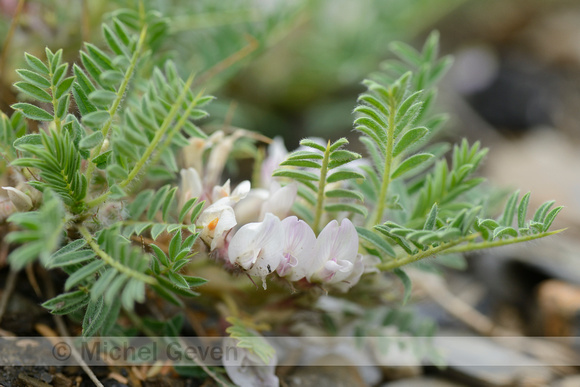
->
[278,216,316,280]
[329,218,359,264]
[306,218,360,284]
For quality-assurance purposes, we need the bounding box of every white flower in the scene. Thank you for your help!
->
[212,179,251,205]
[228,213,284,287]
[196,198,237,251]
[303,218,363,290]
[278,216,316,281]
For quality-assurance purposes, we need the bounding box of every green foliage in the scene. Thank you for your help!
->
[6,190,65,269]
[3,8,211,338]
[355,31,452,226]
[12,129,87,213]
[0,111,26,162]
[351,31,563,272]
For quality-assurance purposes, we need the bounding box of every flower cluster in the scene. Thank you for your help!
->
[178,133,367,291]
[228,214,364,290]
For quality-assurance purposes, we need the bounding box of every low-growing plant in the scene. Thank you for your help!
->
[0,5,564,386]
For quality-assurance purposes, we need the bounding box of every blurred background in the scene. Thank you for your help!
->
[2,0,580,385]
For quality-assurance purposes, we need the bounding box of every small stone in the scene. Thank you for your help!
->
[433,334,553,386]
[537,280,580,336]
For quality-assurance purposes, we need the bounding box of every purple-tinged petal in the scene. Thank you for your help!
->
[278,216,316,280]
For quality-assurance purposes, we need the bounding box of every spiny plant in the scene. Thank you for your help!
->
[0,5,564,385]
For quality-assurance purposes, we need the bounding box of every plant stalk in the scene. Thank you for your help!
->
[372,98,396,226]
[78,226,156,285]
[84,25,148,182]
[313,140,331,233]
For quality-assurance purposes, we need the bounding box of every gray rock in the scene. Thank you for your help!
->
[433,334,553,386]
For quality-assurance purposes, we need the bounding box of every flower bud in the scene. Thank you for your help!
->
[2,186,33,212]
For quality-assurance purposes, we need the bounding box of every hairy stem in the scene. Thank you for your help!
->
[78,226,157,285]
[313,140,331,233]
[86,73,195,209]
[149,89,205,168]
[378,229,566,271]
[50,75,62,134]
[84,25,148,182]
[377,234,478,271]
[372,98,396,226]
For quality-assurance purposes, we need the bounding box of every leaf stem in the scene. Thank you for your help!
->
[441,229,566,255]
[313,140,331,233]
[372,98,396,226]
[84,25,148,182]
[78,225,156,285]
[377,234,478,271]
[377,229,566,271]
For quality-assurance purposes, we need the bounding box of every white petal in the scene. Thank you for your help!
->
[331,254,365,292]
[260,183,297,220]
[230,180,251,202]
[235,189,270,224]
[212,179,231,203]
[197,201,237,251]
[211,206,237,250]
[178,168,202,207]
[260,136,288,188]
[228,213,284,278]
[181,137,205,172]
[205,130,244,187]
